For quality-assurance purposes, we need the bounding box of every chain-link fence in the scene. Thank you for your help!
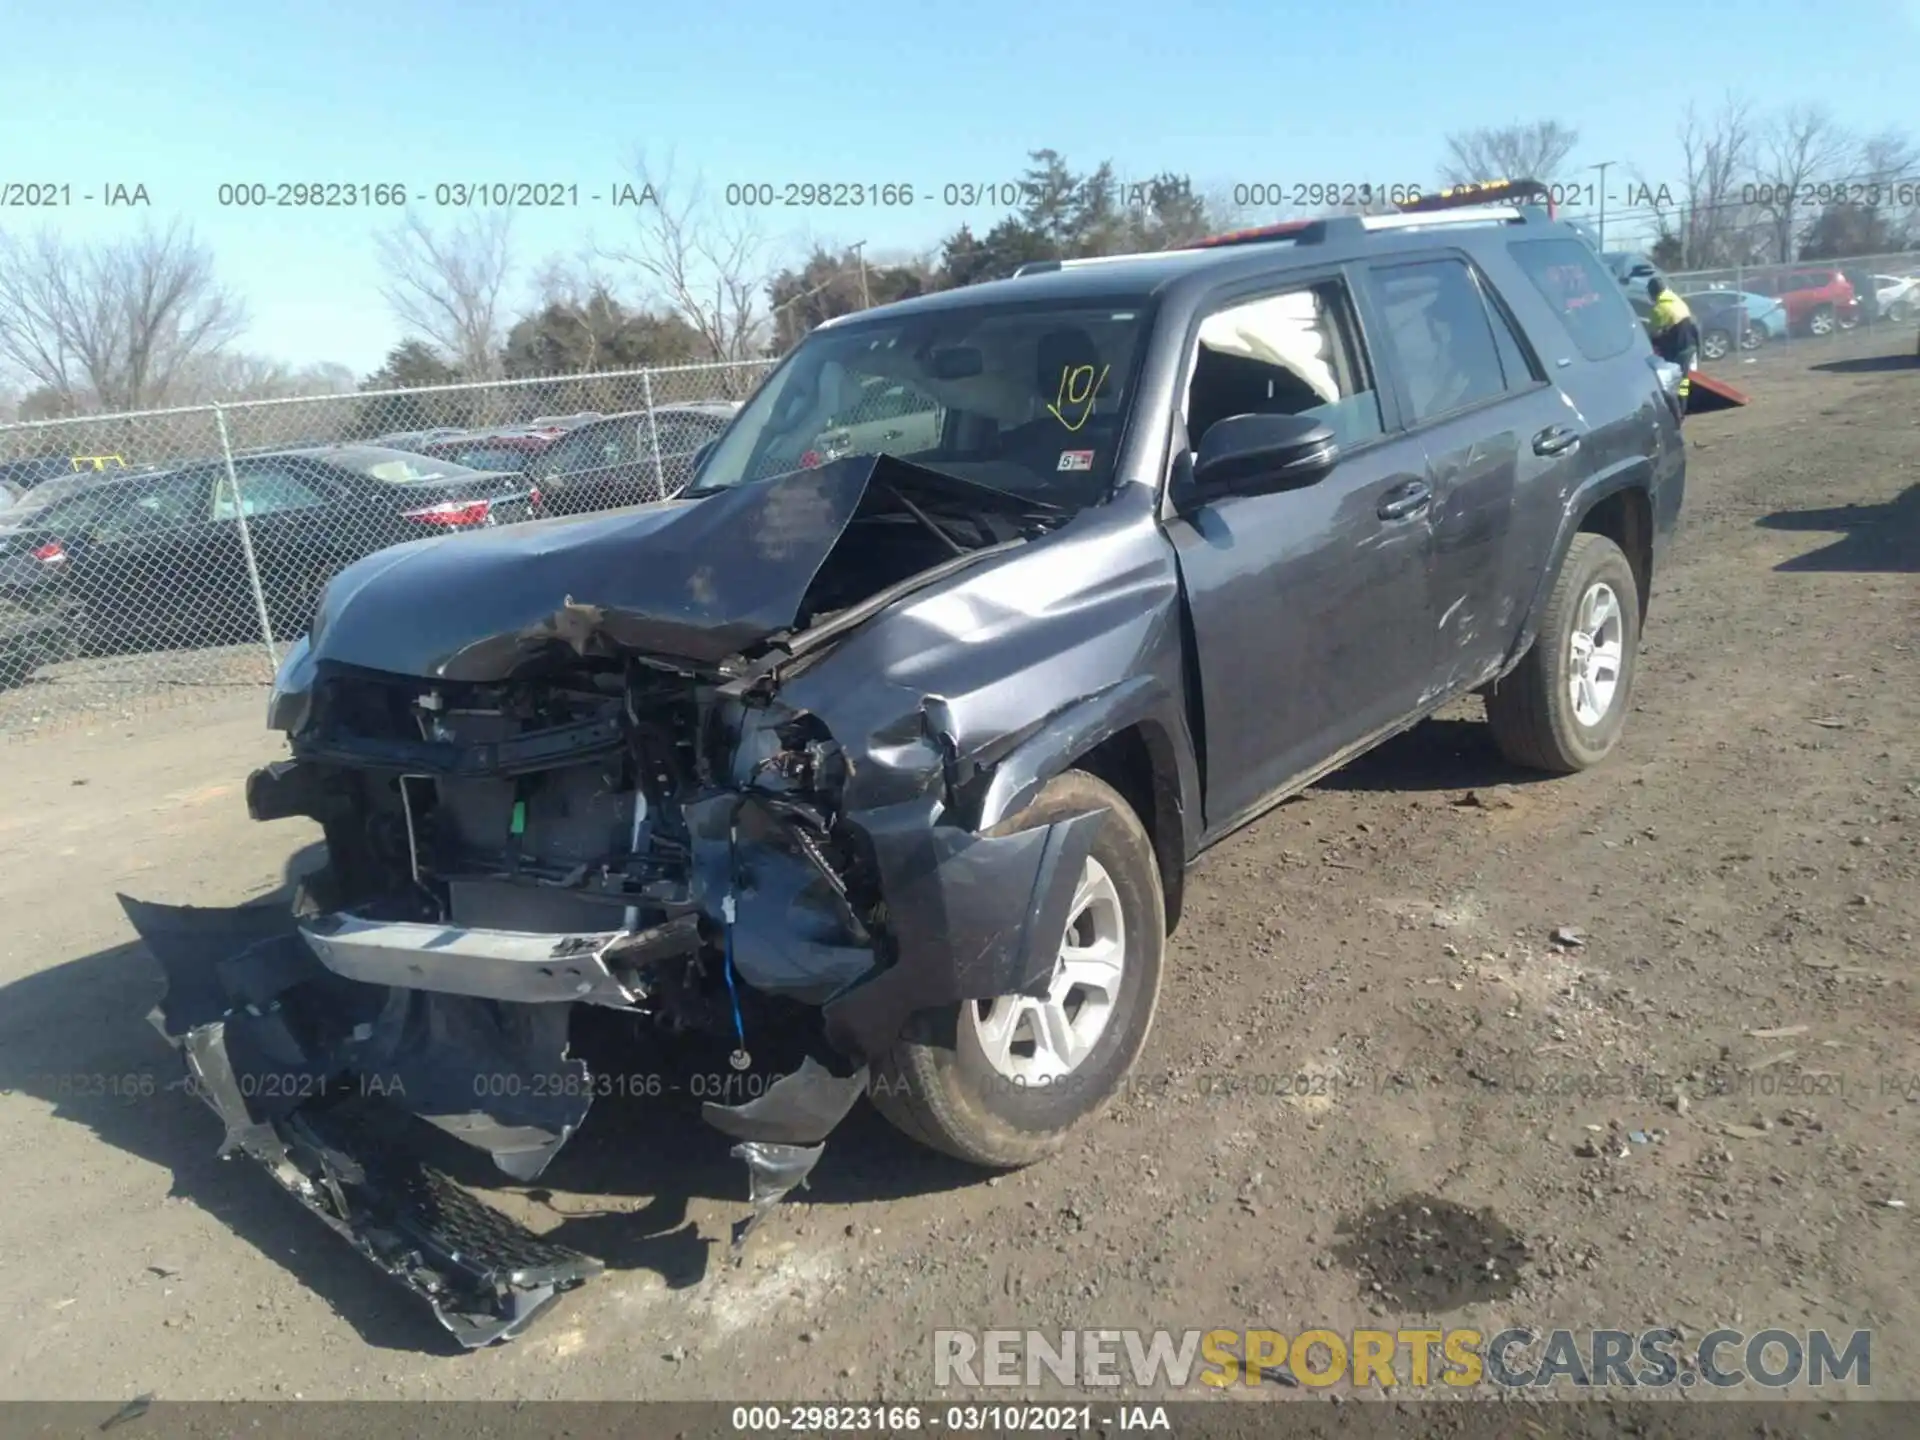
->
[4,248,1916,737]
[0,358,775,734]
[1661,251,1920,360]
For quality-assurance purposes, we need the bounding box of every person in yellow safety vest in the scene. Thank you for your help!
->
[1645,278,1700,412]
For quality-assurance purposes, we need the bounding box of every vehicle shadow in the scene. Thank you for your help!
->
[0,842,984,1355]
[1810,354,1919,375]
[1315,715,1550,794]
[1756,485,1919,574]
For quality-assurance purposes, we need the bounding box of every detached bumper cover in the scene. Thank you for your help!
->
[123,895,602,1347]
[122,788,1106,1344]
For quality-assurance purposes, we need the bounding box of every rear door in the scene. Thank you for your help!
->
[1498,234,1674,620]
[1359,253,1574,693]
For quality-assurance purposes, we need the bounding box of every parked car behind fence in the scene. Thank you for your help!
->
[527,403,738,514]
[0,359,881,717]
[0,445,542,673]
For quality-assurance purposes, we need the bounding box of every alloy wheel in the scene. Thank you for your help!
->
[1567,581,1626,729]
[969,857,1127,1083]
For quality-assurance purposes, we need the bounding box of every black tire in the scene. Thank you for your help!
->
[1808,304,1836,337]
[1484,533,1642,774]
[1739,323,1765,351]
[869,769,1165,1168]
[1700,327,1733,361]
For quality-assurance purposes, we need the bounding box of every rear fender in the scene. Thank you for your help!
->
[1501,467,1653,674]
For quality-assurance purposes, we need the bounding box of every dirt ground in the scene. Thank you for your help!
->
[1,330,1915,1407]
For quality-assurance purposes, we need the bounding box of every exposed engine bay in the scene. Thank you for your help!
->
[126,454,1113,1345]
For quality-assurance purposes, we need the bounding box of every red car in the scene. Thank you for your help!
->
[1744,268,1858,337]
[412,428,560,474]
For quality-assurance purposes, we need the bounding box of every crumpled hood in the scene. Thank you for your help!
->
[306,454,1035,678]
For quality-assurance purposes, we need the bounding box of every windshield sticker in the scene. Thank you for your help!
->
[1057,450,1094,472]
[1048,363,1110,432]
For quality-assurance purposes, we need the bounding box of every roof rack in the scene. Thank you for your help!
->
[1012,202,1546,278]
[1360,204,1539,231]
[1012,249,1171,276]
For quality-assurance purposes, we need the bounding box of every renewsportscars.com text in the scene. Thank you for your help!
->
[934,1327,1872,1390]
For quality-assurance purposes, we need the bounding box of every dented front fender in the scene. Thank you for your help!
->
[820,803,1105,1061]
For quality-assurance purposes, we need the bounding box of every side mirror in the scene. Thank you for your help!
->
[1180,413,1338,506]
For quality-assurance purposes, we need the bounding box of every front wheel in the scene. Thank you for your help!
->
[1739,323,1766,351]
[870,769,1165,1168]
[1484,533,1642,774]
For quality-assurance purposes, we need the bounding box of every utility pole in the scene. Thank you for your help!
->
[850,240,870,308]
[1590,161,1615,250]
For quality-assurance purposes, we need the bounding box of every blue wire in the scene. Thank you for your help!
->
[723,814,747,1052]
[723,912,746,1051]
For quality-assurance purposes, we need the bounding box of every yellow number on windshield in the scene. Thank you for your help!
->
[1048,363,1110,432]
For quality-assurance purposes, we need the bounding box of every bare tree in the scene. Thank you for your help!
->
[1440,121,1581,186]
[599,151,773,371]
[170,352,359,401]
[0,221,247,412]
[1749,105,1852,261]
[1857,127,1920,247]
[1199,183,1254,233]
[517,253,627,374]
[374,209,516,380]
[1638,94,1760,271]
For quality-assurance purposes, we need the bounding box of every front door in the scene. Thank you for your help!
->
[1165,273,1438,837]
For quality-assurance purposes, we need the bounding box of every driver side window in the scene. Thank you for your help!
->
[1185,281,1383,452]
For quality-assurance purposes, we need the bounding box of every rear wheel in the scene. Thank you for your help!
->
[1485,533,1642,774]
[870,770,1165,1168]
[1700,327,1733,361]
[1808,304,1837,336]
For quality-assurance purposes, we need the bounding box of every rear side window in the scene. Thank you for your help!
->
[1509,239,1641,361]
[1365,259,1512,425]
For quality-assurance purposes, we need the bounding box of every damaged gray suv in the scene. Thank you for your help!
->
[127,202,1685,1345]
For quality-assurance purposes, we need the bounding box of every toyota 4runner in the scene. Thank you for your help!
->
[126,202,1686,1345]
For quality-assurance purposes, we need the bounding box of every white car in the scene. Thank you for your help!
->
[1873,274,1918,324]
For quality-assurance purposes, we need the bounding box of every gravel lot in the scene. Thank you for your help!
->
[1,330,1915,1408]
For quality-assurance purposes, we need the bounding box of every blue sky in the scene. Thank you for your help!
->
[4,0,1916,376]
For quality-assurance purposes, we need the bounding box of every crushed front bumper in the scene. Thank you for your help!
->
[126,895,609,1345]
[122,894,878,1346]
[122,795,1104,1345]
